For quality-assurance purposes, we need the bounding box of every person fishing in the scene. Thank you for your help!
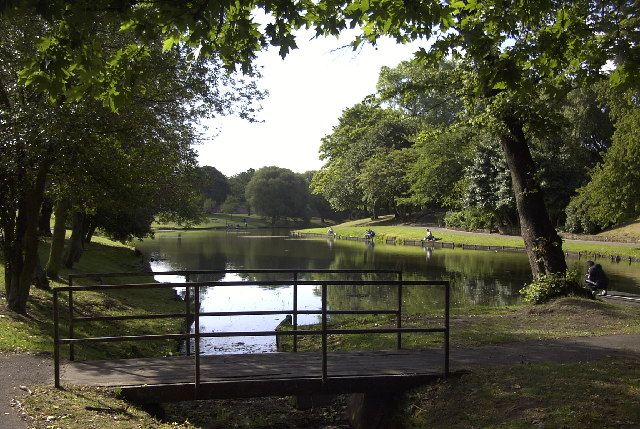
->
[585,260,609,297]
[425,228,434,241]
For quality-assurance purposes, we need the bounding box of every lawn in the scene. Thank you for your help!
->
[277,297,640,351]
[0,235,185,360]
[298,224,640,259]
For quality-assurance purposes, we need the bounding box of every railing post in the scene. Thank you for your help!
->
[53,289,61,389]
[194,283,201,398]
[444,281,450,377]
[293,272,298,353]
[185,274,191,356]
[321,283,327,383]
[68,276,75,361]
[396,272,403,350]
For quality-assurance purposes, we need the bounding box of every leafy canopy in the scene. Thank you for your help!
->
[3,1,638,109]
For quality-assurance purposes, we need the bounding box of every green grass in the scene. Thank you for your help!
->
[153,213,332,230]
[598,220,640,242]
[0,236,185,360]
[298,224,640,259]
[404,356,640,428]
[21,385,350,429]
[21,386,194,429]
[278,297,640,351]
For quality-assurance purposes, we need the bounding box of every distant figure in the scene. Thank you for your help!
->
[585,260,609,296]
[364,229,375,240]
[327,227,335,236]
[425,228,434,241]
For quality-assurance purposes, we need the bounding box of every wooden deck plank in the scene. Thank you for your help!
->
[62,350,445,388]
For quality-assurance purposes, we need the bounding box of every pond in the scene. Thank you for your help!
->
[135,229,640,354]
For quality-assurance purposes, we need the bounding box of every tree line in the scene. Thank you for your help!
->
[1,0,639,311]
[311,59,621,235]
[0,13,264,313]
[196,166,339,225]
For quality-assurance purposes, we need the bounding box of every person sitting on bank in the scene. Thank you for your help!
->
[327,227,335,236]
[364,229,375,239]
[585,260,609,296]
[425,228,434,241]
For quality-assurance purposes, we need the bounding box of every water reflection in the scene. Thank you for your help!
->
[136,229,640,354]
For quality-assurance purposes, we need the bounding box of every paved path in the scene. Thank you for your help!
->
[0,353,52,429]
[3,334,640,423]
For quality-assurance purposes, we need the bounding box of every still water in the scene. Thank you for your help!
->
[136,229,640,354]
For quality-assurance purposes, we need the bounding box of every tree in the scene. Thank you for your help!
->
[196,166,230,213]
[402,125,474,211]
[301,171,338,224]
[313,102,419,217]
[565,108,640,233]
[222,168,255,214]
[377,59,464,124]
[0,12,263,313]
[245,167,309,224]
[358,149,415,220]
[465,135,517,229]
[4,0,639,281]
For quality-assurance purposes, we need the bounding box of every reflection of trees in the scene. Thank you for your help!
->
[138,231,542,312]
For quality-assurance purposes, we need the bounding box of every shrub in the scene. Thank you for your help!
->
[444,207,495,231]
[520,270,583,304]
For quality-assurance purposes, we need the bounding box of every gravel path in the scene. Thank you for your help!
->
[0,353,51,429]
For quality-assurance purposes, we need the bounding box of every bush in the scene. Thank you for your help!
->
[564,191,603,234]
[444,207,495,231]
[520,270,583,304]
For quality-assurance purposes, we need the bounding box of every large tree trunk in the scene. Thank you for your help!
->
[6,163,49,314]
[500,114,567,278]
[46,199,70,279]
[64,211,85,269]
[38,197,53,237]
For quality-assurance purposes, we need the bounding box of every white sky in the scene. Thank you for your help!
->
[197,30,427,177]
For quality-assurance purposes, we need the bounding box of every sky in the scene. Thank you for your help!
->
[196,30,427,177]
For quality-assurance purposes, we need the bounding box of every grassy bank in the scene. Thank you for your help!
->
[298,224,640,259]
[153,213,331,230]
[403,356,640,428]
[278,297,640,351]
[0,236,184,360]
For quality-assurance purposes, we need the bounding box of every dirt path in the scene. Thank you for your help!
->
[449,334,640,371]
[0,353,51,429]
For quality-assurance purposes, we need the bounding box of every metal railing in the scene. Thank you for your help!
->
[54,270,450,393]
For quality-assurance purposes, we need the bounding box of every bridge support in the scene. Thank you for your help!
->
[348,392,404,429]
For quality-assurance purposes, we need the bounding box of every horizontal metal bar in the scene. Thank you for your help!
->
[72,309,400,321]
[58,326,444,344]
[298,309,398,316]
[326,328,446,335]
[55,279,449,292]
[200,309,398,317]
[199,327,444,338]
[200,310,294,317]
[60,333,191,344]
[74,313,187,322]
[68,269,402,280]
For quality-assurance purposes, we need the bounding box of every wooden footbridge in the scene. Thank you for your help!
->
[53,269,450,403]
